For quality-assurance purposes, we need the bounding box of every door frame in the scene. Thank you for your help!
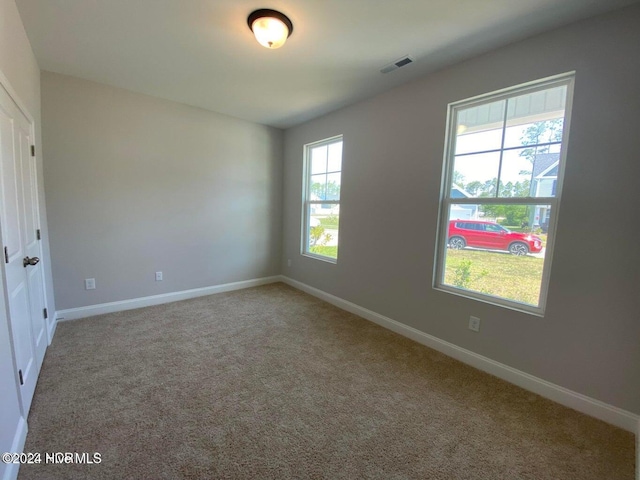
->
[0,69,52,346]
[0,68,52,398]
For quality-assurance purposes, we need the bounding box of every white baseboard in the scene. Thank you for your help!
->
[56,276,281,322]
[2,415,27,480]
[47,317,57,345]
[281,276,640,435]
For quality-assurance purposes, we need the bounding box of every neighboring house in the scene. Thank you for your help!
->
[530,153,559,231]
[449,184,478,220]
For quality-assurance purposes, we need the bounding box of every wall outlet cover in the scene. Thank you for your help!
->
[469,316,481,332]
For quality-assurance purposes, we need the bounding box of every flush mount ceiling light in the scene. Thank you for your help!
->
[247,9,293,49]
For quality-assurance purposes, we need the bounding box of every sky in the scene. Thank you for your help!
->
[453,122,562,193]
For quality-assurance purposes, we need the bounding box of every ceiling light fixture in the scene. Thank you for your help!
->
[247,9,293,49]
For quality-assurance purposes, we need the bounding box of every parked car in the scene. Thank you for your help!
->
[447,220,543,255]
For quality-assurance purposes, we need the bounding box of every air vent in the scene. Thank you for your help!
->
[380,55,414,74]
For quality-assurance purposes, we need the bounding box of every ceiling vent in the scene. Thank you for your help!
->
[380,55,414,74]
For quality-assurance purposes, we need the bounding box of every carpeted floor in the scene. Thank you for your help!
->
[19,283,635,479]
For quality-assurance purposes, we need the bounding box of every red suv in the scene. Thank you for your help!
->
[448,220,543,255]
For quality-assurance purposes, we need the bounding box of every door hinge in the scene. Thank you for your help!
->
[4,246,8,264]
[31,145,35,157]
[43,308,48,319]
[37,229,41,240]
[18,369,24,385]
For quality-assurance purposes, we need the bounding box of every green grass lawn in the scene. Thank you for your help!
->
[309,245,338,259]
[444,249,544,306]
[318,216,339,229]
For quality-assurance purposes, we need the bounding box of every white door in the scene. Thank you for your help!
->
[17,108,47,367]
[0,83,47,414]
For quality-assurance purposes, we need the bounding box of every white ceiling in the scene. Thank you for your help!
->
[16,0,639,128]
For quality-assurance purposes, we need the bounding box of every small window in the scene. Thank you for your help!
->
[434,74,574,314]
[302,136,342,262]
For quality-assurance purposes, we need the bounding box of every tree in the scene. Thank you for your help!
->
[480,179,497,198]
[456,120,561,226]
[465,181,483,196]
[481,204,530,226]
[519,119,563,163]
[452,171,466,188]
[310,181,340,200]
[499,180,530,198]
[454,120,562,199]
[480,178,531,226]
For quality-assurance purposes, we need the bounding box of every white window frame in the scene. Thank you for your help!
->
[434,73,575,315]
[301,135,343,263]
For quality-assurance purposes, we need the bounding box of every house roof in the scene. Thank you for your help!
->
[451,184,473,199]
[532,153,560,178]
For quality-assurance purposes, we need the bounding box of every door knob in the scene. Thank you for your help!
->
[23,256,40,267]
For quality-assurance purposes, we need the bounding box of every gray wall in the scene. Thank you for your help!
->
[282,5,640,414]
[42,72,283,310]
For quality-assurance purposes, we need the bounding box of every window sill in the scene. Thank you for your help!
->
[433,284,545,317]
[302,252,337,264]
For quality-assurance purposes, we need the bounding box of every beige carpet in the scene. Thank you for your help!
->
[19,283,634,479]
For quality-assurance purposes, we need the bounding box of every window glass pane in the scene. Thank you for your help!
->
[452,151,500,198]
[310,174,327,200]
[498,148,533,197]
[504,117,564,151]
[506,86,566,122]
[444,203,551,306]
[326,172,341,200]
[503,118,564,149]
[455,99,506,155]
[499,148,560,198]
[503,86,566,149]
[310,145,328,174]
[309,205,339,260]
[327,142,342,172]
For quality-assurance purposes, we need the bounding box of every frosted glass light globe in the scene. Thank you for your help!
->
[251,16,289,49]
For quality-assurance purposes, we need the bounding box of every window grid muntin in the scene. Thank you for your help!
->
[453,140,563,159]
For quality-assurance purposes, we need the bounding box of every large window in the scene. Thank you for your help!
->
[302,136,342,262]
[435,74,574,314]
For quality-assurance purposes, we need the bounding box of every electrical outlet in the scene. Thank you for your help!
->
[85,278,96,290]
[155,271,163,281]
[287,259,292,267]
[469,316,480,332]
